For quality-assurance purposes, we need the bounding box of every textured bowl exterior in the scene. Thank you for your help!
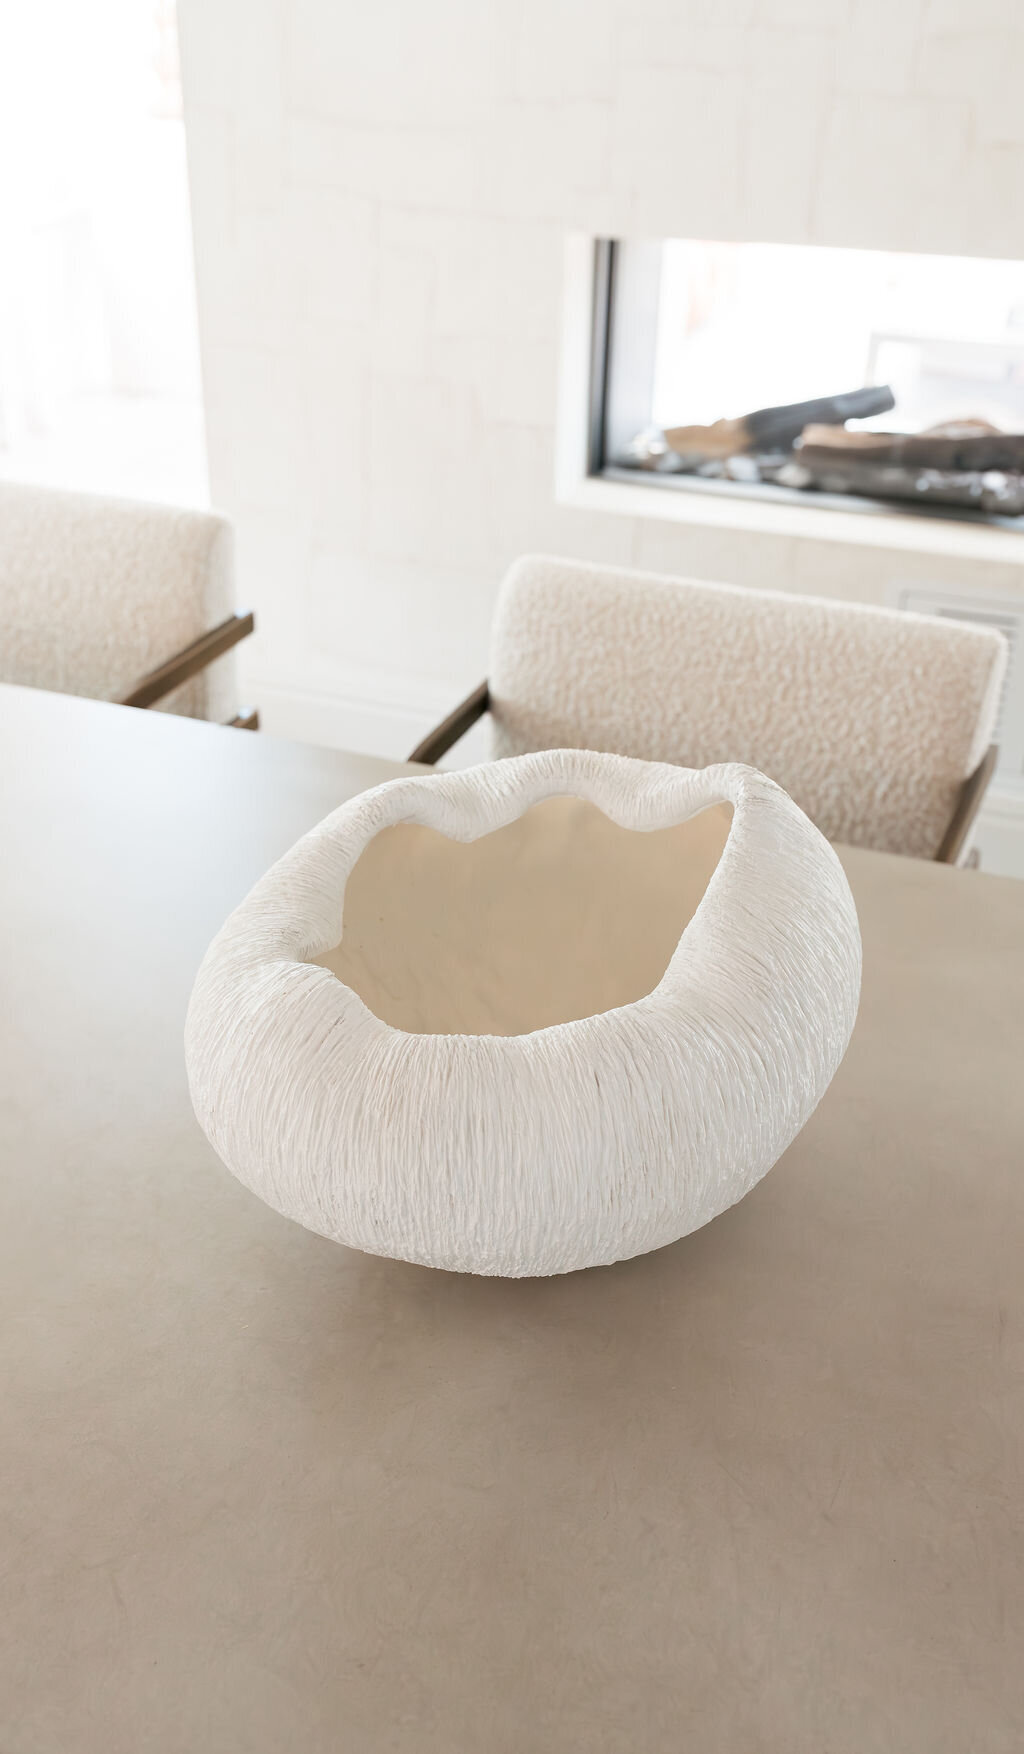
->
[186,751,861,1276]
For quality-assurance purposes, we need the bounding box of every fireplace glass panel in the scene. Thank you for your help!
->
[597,238,1024,525]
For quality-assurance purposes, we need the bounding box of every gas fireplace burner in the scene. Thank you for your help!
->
[625,387,1024,519]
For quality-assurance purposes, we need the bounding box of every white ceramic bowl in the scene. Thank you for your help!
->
[186,750,861,1276]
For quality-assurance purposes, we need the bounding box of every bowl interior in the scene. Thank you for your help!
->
[310,795,733,1037]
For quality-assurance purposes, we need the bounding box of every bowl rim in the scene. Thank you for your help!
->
[217,747,844,1047]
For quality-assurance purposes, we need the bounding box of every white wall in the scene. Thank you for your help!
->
[178,0,1024,788]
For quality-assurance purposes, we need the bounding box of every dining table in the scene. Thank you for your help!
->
[1,680,1022,1754]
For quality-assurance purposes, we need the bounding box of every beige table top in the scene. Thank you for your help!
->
[2,683,1022,1754]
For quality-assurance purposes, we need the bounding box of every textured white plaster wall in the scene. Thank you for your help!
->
[178,0,1024,771]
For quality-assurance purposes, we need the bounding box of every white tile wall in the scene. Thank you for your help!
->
[178,0,1024,809]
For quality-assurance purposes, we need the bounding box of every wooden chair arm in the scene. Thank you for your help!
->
[119,611,255,710]
[935,744,998,865]
[409,680,490,765]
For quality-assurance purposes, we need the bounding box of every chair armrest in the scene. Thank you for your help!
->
[119,612,255,710]
[934,744,998,865]
[409,680,490,765]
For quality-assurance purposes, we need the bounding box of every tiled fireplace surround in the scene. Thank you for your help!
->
[178,0,1024,870]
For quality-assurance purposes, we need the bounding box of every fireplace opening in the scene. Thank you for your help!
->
[591,239,1024,529]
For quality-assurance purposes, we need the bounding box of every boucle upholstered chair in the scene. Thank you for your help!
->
[411,555,1007,863]
[0,481,255,724]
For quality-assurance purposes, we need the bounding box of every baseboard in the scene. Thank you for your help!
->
[241,670,452,764]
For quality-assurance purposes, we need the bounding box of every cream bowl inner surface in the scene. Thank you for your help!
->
[312,795,733,1037]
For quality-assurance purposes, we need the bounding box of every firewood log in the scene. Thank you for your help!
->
[799,424,1024,472]
[664,385,895,459]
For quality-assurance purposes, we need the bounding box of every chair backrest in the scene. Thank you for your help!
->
[488,555,1008,858]
[0,481,236,720]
